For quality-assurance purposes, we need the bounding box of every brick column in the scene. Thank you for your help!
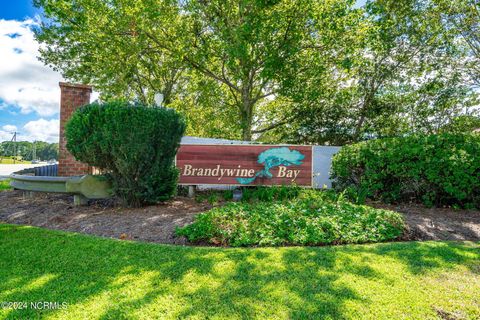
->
[58,82,92,176]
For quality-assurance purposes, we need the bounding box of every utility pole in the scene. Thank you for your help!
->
[32,141,36,162]
[12,132,17,164]
[4,131,20,163]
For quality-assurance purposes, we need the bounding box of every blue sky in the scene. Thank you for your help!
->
[0,0,62,142]
[1,0,41,20]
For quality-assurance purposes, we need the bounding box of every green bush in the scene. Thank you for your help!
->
[66,101,185,206]
[331,134,480,208]
[241,185,302,202]
[176,190,405,246]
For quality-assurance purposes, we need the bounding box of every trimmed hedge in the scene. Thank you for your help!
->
[331,134,480,208]
[65,101,185,206]
[176,190,405,246]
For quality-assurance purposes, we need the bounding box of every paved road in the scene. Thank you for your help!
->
[0,164,44,177]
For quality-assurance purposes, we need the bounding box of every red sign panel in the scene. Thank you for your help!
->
[176,145,313,186]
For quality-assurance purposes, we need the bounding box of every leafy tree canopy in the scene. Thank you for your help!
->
[34,0,479,144]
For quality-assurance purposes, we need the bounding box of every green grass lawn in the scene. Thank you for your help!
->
[0,224,479,319]
[0,158,31,164]
[0,180,11,191]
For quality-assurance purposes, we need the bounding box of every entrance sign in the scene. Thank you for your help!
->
[176,145,313,186]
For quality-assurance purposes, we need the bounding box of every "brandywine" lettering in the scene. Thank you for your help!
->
[183,164,256,181]
[182,164,301,181]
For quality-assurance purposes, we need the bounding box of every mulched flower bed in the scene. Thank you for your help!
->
[1,190,479,244]
[0,190,211,244]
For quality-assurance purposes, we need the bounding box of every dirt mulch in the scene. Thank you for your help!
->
[0,190,211,244]
[369,201,480,241]
[1,190,479,244]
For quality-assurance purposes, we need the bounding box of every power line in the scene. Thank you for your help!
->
[11,132,17,164]
[1,132,20,163]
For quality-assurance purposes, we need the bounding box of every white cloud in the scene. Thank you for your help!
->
[0,19,98,143]
[2,125,17,132]
[0,119,60,143]
[0,125,17,142]
[0,19,63,116]
[21,118,59,143]
[0,129,13,142]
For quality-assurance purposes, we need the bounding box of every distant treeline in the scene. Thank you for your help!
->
[0,141,58,161]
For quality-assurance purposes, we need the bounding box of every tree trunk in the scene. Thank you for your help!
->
[242,128,252,141]
[353,86,375,141]
[240,97,254,141]
[353,114,366,141]
[163,81,174,105]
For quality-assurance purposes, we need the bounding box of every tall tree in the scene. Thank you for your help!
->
[273,0,478,144]
[35,0,476,143]
[435,0,480,87]
[349,0,466,139]
[35,0,184,104]
[165,0,359,140]
[35,0,360,140]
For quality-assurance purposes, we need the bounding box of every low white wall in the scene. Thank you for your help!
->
[312,146,341,188]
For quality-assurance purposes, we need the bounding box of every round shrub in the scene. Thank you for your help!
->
[65,101,185,206]
[331,134,480,208]
[176,190,405,246]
